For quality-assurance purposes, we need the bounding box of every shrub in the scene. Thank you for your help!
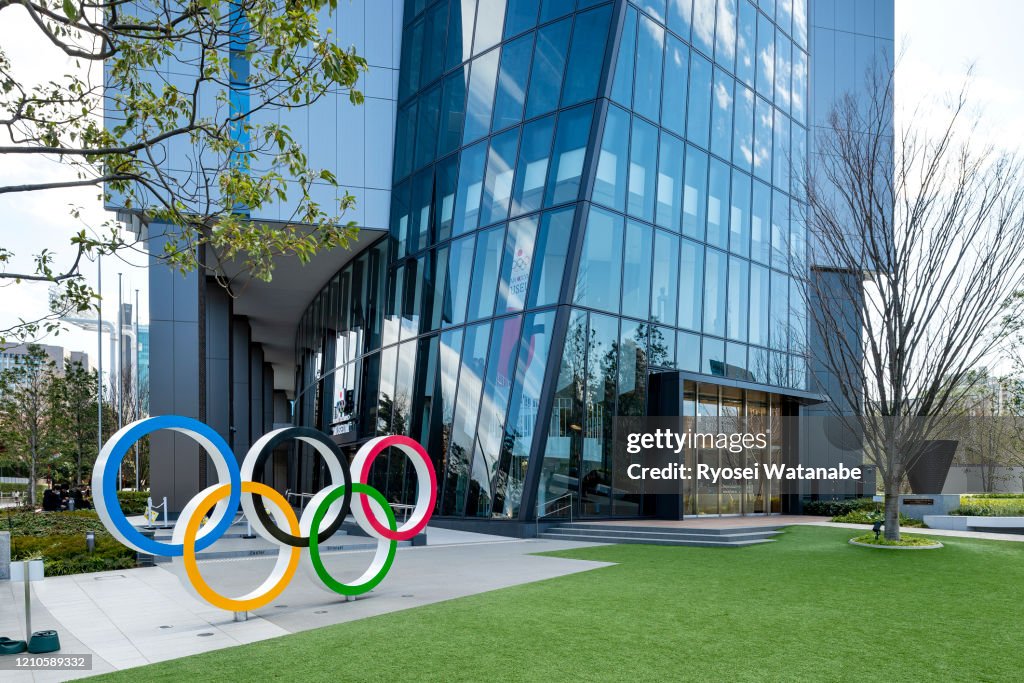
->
[117,490,152,515]
[10,531,136,575]
[803,498,877,517]
[3,508,138,576]
[950,500,1024,517]
[2,509,109,536]
[960,493,1024,500]
[832,510,925,527]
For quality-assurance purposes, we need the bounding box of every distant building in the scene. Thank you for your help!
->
[0,343,89,374]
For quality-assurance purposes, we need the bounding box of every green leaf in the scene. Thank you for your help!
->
[62,0,77,21]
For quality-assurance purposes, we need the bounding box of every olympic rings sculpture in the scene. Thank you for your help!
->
[92,415,436,612]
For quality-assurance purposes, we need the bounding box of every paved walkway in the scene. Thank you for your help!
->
[803,520,1024,542]
[0,528,611,682]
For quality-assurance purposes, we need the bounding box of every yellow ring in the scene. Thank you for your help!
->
[182,481,301,611]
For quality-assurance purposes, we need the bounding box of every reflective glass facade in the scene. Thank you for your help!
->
[289,0,885,524]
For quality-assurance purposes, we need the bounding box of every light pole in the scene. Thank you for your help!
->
[134,288,141,490]
[96,255,103,456]
[117,272,123,490]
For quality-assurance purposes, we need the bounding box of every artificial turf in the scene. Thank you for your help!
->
[85,526,1024,681]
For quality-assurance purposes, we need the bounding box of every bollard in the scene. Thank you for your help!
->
[23,561,31,641]
[234,611,248,622]
[86,531,95,553]
[0,531,9,581]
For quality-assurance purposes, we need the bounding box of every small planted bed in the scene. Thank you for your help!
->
[849,533,943,549]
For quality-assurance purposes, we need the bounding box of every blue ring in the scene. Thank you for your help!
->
[101,416,241,557]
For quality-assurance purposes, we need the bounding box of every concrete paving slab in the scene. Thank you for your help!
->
[1,532,609,679]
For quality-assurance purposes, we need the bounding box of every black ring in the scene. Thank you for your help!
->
[247,427,352,548]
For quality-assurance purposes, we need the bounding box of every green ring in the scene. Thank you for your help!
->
[308,482,397,596]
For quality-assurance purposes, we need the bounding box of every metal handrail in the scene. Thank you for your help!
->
[536,492,574,537]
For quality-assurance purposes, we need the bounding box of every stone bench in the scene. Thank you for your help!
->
[923,515,1024,531]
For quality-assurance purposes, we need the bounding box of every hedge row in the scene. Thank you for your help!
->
[832,510,925,527]
[802,498,877,517]
[10,528,136,576]
[951,501,1024,517]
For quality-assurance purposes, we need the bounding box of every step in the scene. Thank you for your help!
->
[540,527,782,543]
[538,532,776,547]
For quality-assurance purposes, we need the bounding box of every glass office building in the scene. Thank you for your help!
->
[287,0,892,529]
[129,0,893,529]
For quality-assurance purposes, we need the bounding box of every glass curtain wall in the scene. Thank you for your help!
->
[293,0,617,521]
[546,0,809,517]
[293,0,810,521]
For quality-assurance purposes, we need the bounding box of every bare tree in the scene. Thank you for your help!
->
[800,68,1024,539]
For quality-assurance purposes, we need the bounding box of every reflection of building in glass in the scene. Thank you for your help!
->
[121,1,894,529]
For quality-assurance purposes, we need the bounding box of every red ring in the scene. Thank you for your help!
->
[356,435,437,541]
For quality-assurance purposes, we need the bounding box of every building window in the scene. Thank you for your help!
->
[656,130,684,230]
[453,140,488,235]
[562,4,613,107]
[634,14,665,123]
[729,168,751,256]
[480,127,521,226]
[611,6,638,108]
[662,35,689,136]
[595,104,630,211]
[736,0,756,87]
[679,238,704,331]
[492,33,535,132]
[727,255,749,341]
[703,247,727,337]
[575,206,624,314]
[525,17,572,119]
[682,144,708,239]
[497,215,539,313]
[528,207,575,308]
[706,158,730,249]
[715,0,737,73]
[545,104,594,207]
[511,115,555,216]
[464,49,501,145]
[444,235,476,327]
[622,220,654,320]
[628,116,659,222]
[468,225,506,321]
[651,229,680,326]
[505,0,541,39]
[686,52,712,147]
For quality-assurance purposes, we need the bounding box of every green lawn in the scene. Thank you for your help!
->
[86,527,1024,682]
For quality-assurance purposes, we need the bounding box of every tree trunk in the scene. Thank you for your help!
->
[884,478,901,541]
[28,424,37,508]
[76,433,83,487]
